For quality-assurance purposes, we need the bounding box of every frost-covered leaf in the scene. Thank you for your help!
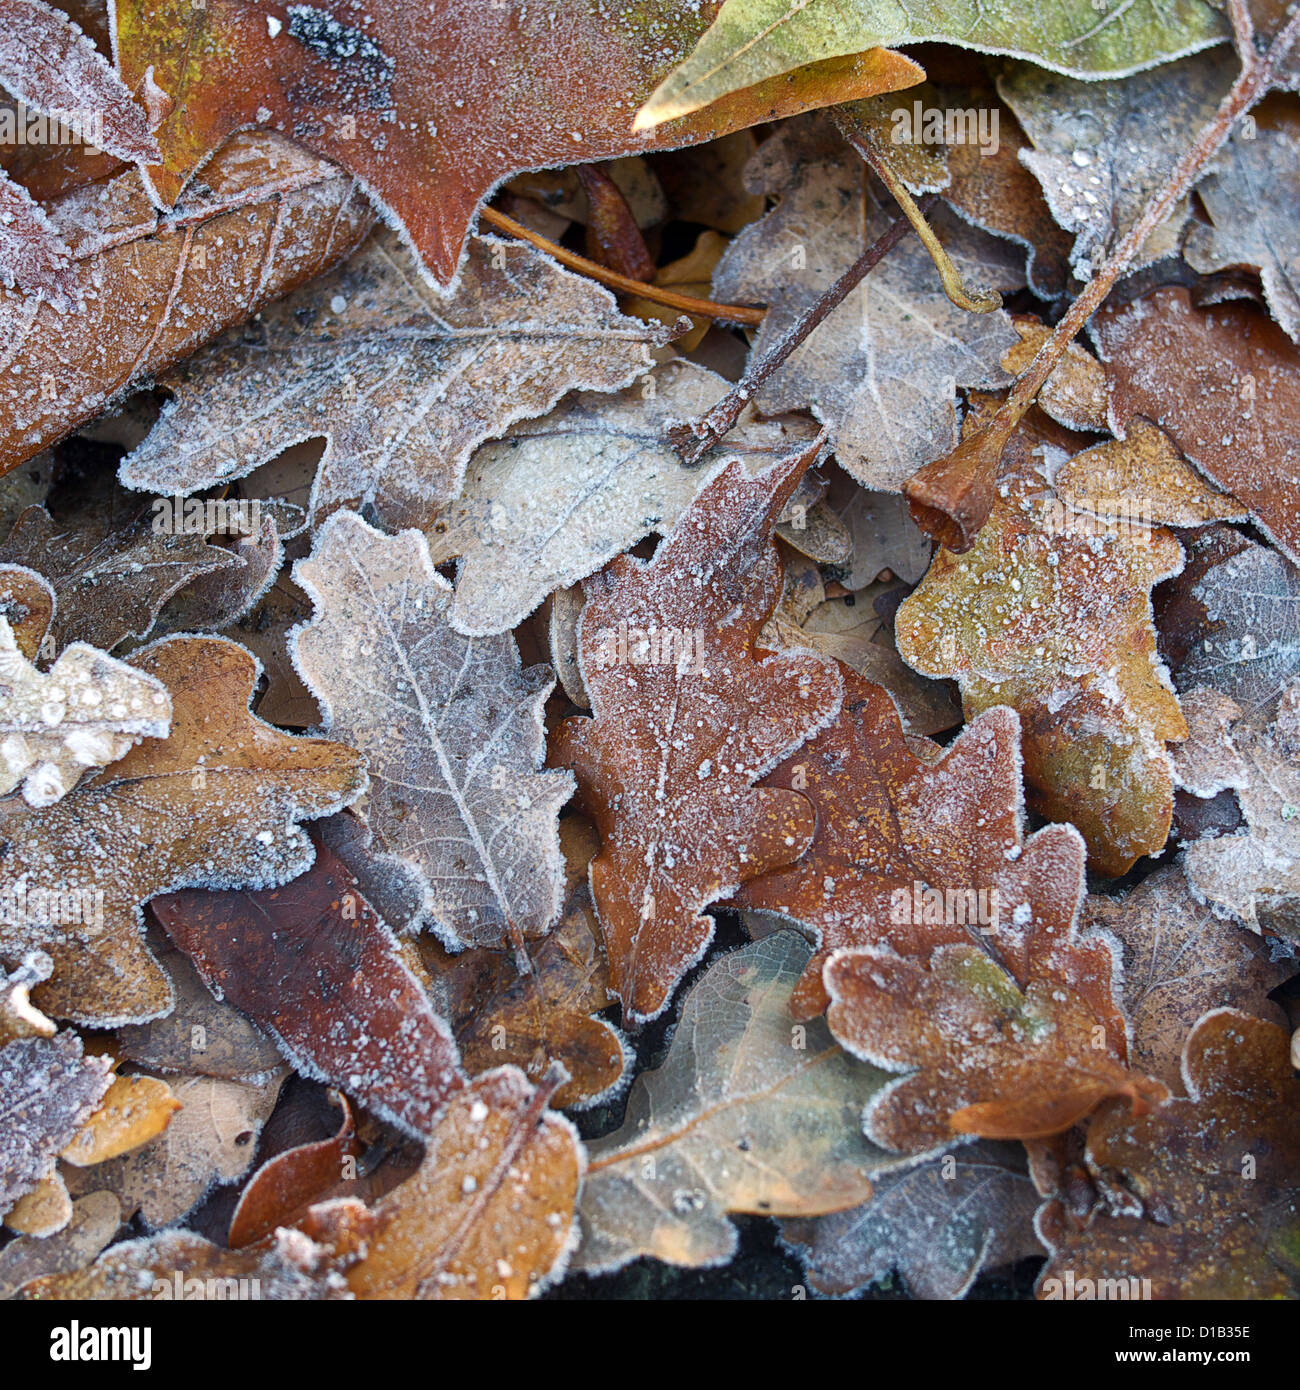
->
[0,132,374,480]
[575,932,898,1275]
[427,359,819,636]
[151,509,283,639]
[1178,678,1300,939]
[0,1031,111,1212]
[1083,864,1290,1089]
[417,816,626,1111]
[0,492,242,652]
[114,0,924,285]
[998,50,1236,277]
[552,444,843,1024]
[292,511,574,954]
[61,1072,181,1167]
[331,1066,583,1300]
[712,120,1022,492]
[636,0,1228,129]
[0,616,171,806]
[63,1069,284,1231]
[0,951,54,1048]
[121,229,669,531]
[1002,319,1109,434]
[0,1189,119,1299]
[1036,1011,1300,1300]
[781,1141,1040,1300]
[0,635,365,1026]
[0,167,76,308]
[0,562,53,660]
[1096,286,1300,567]
[897,406,1187,876]
[1186,115,1300,344]
[152,839,465,1138]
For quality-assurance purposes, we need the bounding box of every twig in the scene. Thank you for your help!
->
[667,199,931,465]
[840,122,1002,314]
[903,1,1300,553]
[479,204,765,327]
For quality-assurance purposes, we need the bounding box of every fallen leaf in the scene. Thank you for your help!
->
[0,616,171,806]
[337,1065,583,1300]
[0,634,365,1026]
[4,1168,70,1234]
[1036,1010,1300,1299]
[0,1030,111,1213]
[574,932,899,1275]
[0,951,54,1048]
[781,1141,1040,1299]
[1002,319,1109,435]
[0,1189,119,1298]
[552,443,843,1023]
[292,510,575,954]
[60,1072,181,1167]
[1096,285,1300,567]
[427,359,820,636]
[152,838,465,1138]
[0,561,53,659]
[712,119,1022,492]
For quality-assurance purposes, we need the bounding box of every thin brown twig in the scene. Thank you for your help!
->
[903,1,1300,553]
[668,199,932,465]
[479,204,766,327]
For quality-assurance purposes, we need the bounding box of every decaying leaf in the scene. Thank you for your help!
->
[712,120,1022,492]
[575,932,898,1275]
[1036,1011,1300,1299]
[0,1030,111,1212]
[0,951,54,1048]
[119,229,670,530]
[333,1066,583,1300]
[292,511,574,954]
[0,1189,120,1299]
[1096,286,1300,567]
[0,561,53,660]
[552,444,843,1023]
[427,359,819,636]
[417,816,626,1110]
[0,635,365,1025]
[152,840,464,1137]
[896,406,1187,876]
[0,616,171,806]
[3,1167,68,1235]
[114,0,924,285]
[636,0,1227,130]
[1001,320,1109,435]
[0,133,375,478]
[781,1141,1040,1300]
[1082,865,1290,1089]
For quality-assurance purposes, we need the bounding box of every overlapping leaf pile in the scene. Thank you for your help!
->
[1,0,1297,1305]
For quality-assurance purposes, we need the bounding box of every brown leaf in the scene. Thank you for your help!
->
[0,1030,111,1212]
[0,635,365,1026]
[60,1072,180,1167]
[334,1066,583,1300]
[112,0,922,284]
[1037,1011,1300,1299]
[0,561,53,659]
[417,816,626,1110]
[0,1189,120,1299]
[0,132,374,479]
[552,442,843,1023]
[1096,285,1300,567]
[152,839,465,1138]
[3,1167,69,1234]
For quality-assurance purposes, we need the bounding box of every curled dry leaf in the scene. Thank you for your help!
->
[1082,864,1290,1090]
[711,120,1022,493]
[292,511,575,955]
[1096,285,1300,567]
[416,816,627,1111]
[897,407,1187,876]
[781,1141,1040,1300]
[575,932,898,1276]
[114,0,924,285]
[0,951,54,1048]
[552,444,843,1024]
[0,132,375,479]
[0,1030,111,1212]
[0,561,53,660]
[1036,1011,1300,1299]
[120,229,669,531]
[152,838,465,1138]
[427,359,819,637]
[0,616,171,807]
[327,1066,583,1300]
[0,635,365,1026]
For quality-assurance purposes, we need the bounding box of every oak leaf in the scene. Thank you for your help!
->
[0,634,366,1025]
[551,443,843,1023]
[292,511,575,955]
[574,932,899,1275]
